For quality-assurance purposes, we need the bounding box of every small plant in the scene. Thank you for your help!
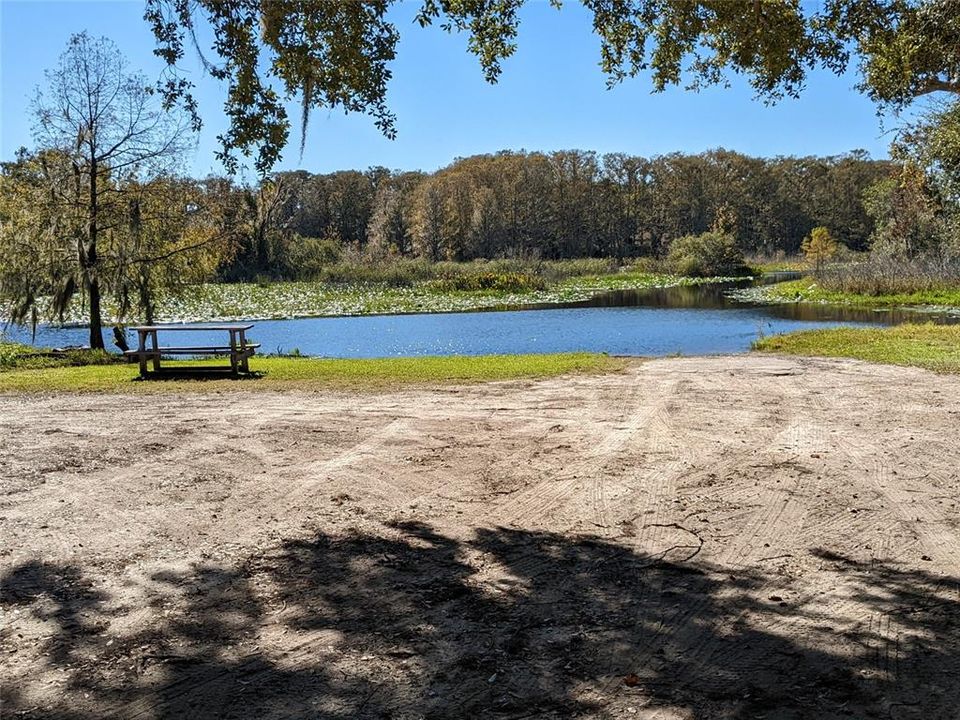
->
[0,341,120,371]
[801,226,839,274]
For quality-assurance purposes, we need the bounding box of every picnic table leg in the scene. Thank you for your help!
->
[229,330,238,376]
[151,330,161,373]
[137,331,148,377]
[239,329,250,373]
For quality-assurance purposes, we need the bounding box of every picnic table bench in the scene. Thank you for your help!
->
[125,324,260,378]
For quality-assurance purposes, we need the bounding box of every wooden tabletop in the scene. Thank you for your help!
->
[129,324,254,332]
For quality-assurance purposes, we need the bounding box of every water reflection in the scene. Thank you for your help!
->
[505,278,960,326]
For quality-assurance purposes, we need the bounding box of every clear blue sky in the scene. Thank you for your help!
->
[1,0,896,177]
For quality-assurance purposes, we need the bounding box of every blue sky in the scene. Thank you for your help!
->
[1,0,897,177]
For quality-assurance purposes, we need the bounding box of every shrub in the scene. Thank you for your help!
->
[666,232,751,277]
[313,257,435,286]
[432,271,546,292]
[0,341,119,371]
[542,258,617,279]
[284,235,343,279]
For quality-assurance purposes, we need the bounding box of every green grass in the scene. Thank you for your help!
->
[748,260,807,274]
[753,323,960,373]
[0,341,121,371]
[750,279,960,309]
[0,352,624,394]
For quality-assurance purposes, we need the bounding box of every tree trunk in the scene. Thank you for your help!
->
[138,271,155,326]
[87,159,105,350]
[87,276,105,349]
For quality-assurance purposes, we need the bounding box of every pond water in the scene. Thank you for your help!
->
[4,280,958,358]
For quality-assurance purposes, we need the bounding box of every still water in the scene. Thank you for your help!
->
[4,281,957,358]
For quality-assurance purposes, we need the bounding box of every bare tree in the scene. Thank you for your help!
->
[30,32,194,348]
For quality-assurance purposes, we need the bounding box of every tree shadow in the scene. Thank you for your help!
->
[2,523,957,719]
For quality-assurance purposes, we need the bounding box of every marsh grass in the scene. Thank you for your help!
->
[815,256,960,296]
[744,254,807,273]
[305,258,618,287]
[756,278,960,308]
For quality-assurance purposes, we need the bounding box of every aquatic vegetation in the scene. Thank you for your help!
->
[31,272,745,326]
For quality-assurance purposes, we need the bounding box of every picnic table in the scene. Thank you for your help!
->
[125,324,260,378]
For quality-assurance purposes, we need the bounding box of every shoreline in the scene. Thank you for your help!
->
[5,279,960,334]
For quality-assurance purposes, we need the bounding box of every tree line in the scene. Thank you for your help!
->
[219,148,892,279]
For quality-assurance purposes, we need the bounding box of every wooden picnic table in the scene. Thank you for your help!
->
[125,324,260,378]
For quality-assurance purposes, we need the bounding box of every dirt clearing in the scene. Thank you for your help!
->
[1,355,958,719]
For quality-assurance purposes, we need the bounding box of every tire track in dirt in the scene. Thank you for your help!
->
[477,375,675,530]
[5,358,960,720]
[833,435,959,561]
[603,360,848,691]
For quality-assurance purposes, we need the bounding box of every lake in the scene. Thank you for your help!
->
[4,280,957,358]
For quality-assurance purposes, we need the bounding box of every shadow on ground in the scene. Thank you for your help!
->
[2,522,957,719]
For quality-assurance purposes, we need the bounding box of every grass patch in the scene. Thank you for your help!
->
[0,352,624,394]
[753,323,960,373]
[743,253,807,274]
[0,341,121,371]
[751,279,960,309]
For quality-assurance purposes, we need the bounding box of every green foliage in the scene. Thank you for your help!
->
[432,272,546,293]
[145,1,399,174]
[2,33,204,349]
[758,272,960,308]
[0,341,120,372]
[903,100,960,197]
[864,163,947,260]
[745,255,807,274]
[283,234,343,279]
[142,1,954,175]
[540,258,618,278]
[666,232,751,278]
[32,267,726,325]
[753,323,960,374]
[802,226,840,272]
[0,352,623,393]
[847,0,960,109]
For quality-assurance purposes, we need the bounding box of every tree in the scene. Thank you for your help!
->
[368,171,424,257]
[110,177,226,325]
[864,162,947,259]
[8,33,195,348]
[840,0,960,108]
[801,226,839,273]
[143,1,959,176]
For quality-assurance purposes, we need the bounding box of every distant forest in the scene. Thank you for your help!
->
[217,148,892,280]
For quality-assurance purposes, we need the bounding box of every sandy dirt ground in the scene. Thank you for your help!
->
[1,355,958,720]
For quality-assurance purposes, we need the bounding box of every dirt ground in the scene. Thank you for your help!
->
[1,355,958,720]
